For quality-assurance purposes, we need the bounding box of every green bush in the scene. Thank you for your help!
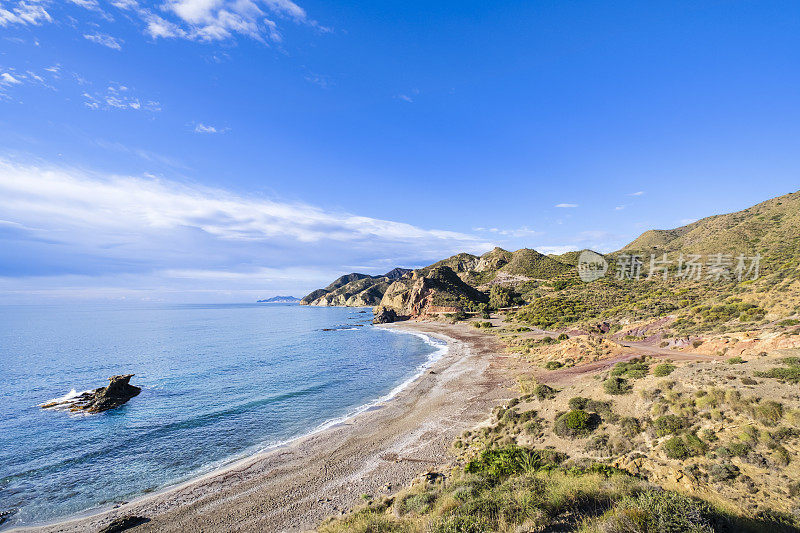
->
[603,376,632,395]
[653,415,686,437]
[619,416,643,438]
[544,361,563,370]
[589,490,715,532]
[709,462,740,482]
[585,399,614,418]
[685,433,709,455]
[557,333,569,341]
[488,286,515,310]
[568,396,589,410]
[516,297,594,329]
[778,319,800,327]
[726,356,745,364]
[464,445,564,480]
[428,514,493,533]
[533,383,557,400]
[755,366,800,383]
[553,409,600,438]
[653,362,676,376]
[728,442,751,457]
[754,400,783,426]
[663,436,690,459]
[395,491,436,516]
[610,357,650,379]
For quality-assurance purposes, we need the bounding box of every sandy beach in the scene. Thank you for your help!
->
[15,322,510,533]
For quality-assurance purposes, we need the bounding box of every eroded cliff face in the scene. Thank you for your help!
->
[300,269,413,307]
[376,266,488,317]
[307,277,391,307]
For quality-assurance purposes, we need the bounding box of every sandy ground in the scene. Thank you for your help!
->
[14,322,511,533]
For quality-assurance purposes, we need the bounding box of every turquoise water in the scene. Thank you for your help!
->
[0,303,444,528]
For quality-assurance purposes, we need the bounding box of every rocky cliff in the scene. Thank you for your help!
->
[300,268,412,307]
[300,247,572,313]
[377,266,489,317]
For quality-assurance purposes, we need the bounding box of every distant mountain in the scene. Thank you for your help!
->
[257,296,300,303]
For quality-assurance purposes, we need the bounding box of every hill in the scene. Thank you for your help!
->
[256,296,300,303]
[377,266,489,317]
[621,190,800,273]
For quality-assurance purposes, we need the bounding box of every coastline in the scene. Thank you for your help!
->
[13,321,510,533]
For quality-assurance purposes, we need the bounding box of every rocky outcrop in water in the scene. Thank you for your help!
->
[373,307,401,324]
[41,375,141,413]
[0,509,16,527]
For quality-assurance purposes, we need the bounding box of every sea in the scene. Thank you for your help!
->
[0,303,445,529]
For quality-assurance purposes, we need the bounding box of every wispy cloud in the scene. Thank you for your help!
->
[473,226,542,238]
[0,72,22,86]
[83,32,123,50]
[83,84,160,111]
[2,0,326,45]
[628,191,645,196]
[0,1,52,27]
[0,158,492,299]
[193,123,227,134]
[397,94,413,103]
[555,203,578,208]
[118,0,324,43]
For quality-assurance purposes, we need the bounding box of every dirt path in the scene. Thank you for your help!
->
[538,341,722,385]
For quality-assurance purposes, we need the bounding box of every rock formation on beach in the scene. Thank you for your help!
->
[378,266,489,317]
[372,306,400,324]
[41,374,141,413]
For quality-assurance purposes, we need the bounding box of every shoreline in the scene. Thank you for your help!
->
[13,321,510,533]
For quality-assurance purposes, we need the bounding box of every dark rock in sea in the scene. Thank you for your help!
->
[0,509,16,527]
[373,307,399,324]
[41,375,141,414]
[98,515,150,533]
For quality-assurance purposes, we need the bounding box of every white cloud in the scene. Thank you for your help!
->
[536,245,579,255]
[0,158,492,297]
[555,203,578,208]
[2,0,322,45]
[679,218,697,225]
[83,84,160,111]
[628,191,645,196]
[397,94,413,103]
[137,0,315,42]
[614,205,626,211]
[69,0,100,8]
[477,226,542,238]
[194,123,227,134]
[0,72,22,85]
[83,32,123,50]
[0,1,52,27]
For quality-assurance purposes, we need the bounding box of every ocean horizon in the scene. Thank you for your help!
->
[0,302,445,529]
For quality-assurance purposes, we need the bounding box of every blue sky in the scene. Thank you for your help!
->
[1,0,799,302]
